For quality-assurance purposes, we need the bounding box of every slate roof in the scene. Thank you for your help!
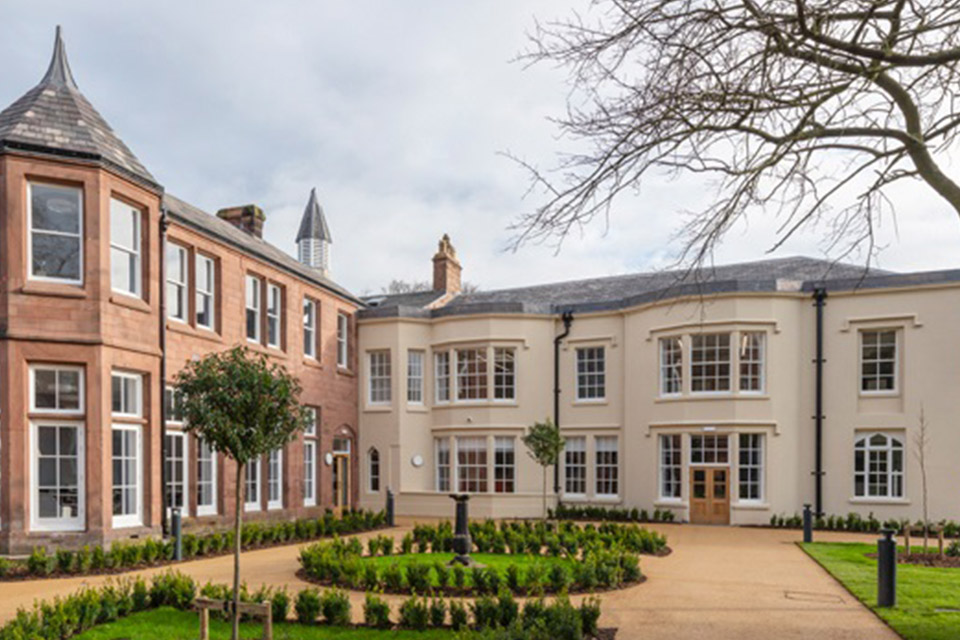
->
[364,290,446,309]
[358,256,955,319]
[163,194,361,304]
[296,188,332,243]
[0,27,158,190]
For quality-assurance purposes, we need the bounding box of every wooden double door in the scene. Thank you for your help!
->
[690,467,730,525]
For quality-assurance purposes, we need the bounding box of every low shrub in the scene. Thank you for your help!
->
[429,597,447,627]
[295,588,321,624]
[364,593,392,629]
[270,588,289,622]
[28,547,56,576]
[472,594,500,630]
[399,595,429,630]
[450,599,469,630]
[579,596,601,636]
[406,561,431,593]
[497,589,519,627]
[319,588,351,626]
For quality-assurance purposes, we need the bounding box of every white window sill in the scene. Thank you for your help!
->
[364,405,393,413]
[304,500,317,508]
[849,497,910,505]
[197,508,218,517]
[654,500,687,508]
[112,517,143,529]
[267,503,283,511]
[593,495,621,502]
[244,504,261,513]
[732,501,770,510]
[32,521,85,533]
[561,494,587,502]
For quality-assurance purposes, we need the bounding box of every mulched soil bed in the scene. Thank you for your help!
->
[864,551,960,568]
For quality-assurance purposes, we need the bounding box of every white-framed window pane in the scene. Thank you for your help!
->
[595,436,619,496]
[267,449,283,509]
[337,313,349,367]
[435,351,451,403]
[267,284,282,348]
[690,434,730,465]
[493,348,516,400]
[111,373,142,417]
[854,432,904,498]
[368,448,381,492]
[196,254,215,329]
[166,243,187,321]
[164,385,184,424]
[245,458,261,511]
[435,438,450,492]
[407,351,424,404]
[110,199,141,296]
[304,406,318,436]
[368,351,392,404]
[32,366,83,413]
[34,422,84,528]
[739,332,765,393]
[303,439,317,506]
[691,333,731,392]
[456,349,488,401]
[112,425,141,525]
[30,183,82,283]
[164,431,187,515]
[564,436,586,496]
[577,347,606,400]
[456,436,487,493]
[246,275,261,342]
[659,337,683,395]
[494,436,515,494]
[197,438,217,515]
[303,299,317,358]
[738,433,763,501]
[659,434,682,500]
[860,330,897,392]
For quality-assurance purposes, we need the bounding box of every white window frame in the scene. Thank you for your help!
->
[30,421,85,532]
[111,372,142,418]
[336,312,349,368]
[195,253,215,330]
[563,436,587,497]
[368,350,392,405]
[494,436,515,494]
[196,437,218,516]
[303,298,318,360]
[303,438,317,507]
[434,351,451,404]
[595,435,619,498]
[368,448,381,493]
[435,437,451,492]
[164,429,189,517]
[267,449,283,510]
[658,434,682,501]
[166,243,188,323]
[659,337,683,396]
[245,458,262,512]
[737,433,764,503]
[493,347,516,401]
[407,350,424,404]
[266,283,282,349]
[28,182,84,285]
[111,423,142,528]
[455,348,488,401]
[854,432,905,499]
[30,365,84,415]
[245,274,262,343]
[109,198,141,298]
[859,330,898,395]
[690,333,732,394]
[456,436,488,493]
[576,347,606,401]
[738,332,766,394]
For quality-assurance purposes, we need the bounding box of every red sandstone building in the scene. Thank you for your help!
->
[0,30,361,553]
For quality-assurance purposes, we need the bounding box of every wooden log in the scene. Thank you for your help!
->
[199,608,209,640]
[262,601,273,640]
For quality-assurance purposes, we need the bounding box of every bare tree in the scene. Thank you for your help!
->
[380,279,481,294]
[914,406,931,552]
[514,1,960,265]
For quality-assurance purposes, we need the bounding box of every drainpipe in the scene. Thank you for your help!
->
[159,206,169,536]
[553,311,574,495]
[813,288,827,518]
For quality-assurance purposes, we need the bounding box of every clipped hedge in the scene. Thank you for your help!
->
[550,503,677,524]
[4,509,386,582]
[768,512,960,538]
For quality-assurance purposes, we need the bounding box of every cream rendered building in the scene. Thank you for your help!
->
[357,237,960,525]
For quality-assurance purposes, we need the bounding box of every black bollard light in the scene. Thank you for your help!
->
[171,507,183,562]
[449,493,474,566]
[877,528,897,607]
[803,504,813,543]
[386,489,395,527]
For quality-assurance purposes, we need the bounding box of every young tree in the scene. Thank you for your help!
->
[522,418,566,520]
[913,406,931,552]
[516,2,960,266]
[175,346,311,640]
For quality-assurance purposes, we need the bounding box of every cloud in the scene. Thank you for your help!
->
[1,1,958,296]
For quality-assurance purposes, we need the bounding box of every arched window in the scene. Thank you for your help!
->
[368,448,380,493]
[854,433,903,498]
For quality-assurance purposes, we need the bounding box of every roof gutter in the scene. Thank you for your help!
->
[553,310,574,495]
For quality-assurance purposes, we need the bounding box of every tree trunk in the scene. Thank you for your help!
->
[232,462,244,640]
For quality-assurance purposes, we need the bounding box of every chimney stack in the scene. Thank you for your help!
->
[217,204,265,238]
[432,234,461,295]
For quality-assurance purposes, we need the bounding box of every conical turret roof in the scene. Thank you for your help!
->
[296,187,332,242]
[0,27,157,188]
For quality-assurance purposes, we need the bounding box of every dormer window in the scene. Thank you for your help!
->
[29,182,83,284]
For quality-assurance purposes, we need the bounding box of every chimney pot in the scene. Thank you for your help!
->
[217,204,265,238]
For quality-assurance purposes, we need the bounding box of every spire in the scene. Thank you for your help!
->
[40,26,78,90]
[296,187,332,243]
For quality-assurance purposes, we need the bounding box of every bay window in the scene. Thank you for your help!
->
[493,348,516,400]
[494,437,515,493]
[456,436,487,493]
[407,350,424,404]
[691,333,731,392]
[739,332,765,393]
[32,422,84,531]
[435,438,451,492]
[29,182,83,283]
[111,424,141,527]
[31,365,82,413]
[435,352,451,403]
[368,350,392,404]
[456,349,488,400]
[110,198,141,297]
[659,337,683,395]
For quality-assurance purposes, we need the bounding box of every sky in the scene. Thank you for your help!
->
[2,1,960,295]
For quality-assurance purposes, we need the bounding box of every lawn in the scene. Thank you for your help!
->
[801,542,960,640]
[73,607,454,640]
